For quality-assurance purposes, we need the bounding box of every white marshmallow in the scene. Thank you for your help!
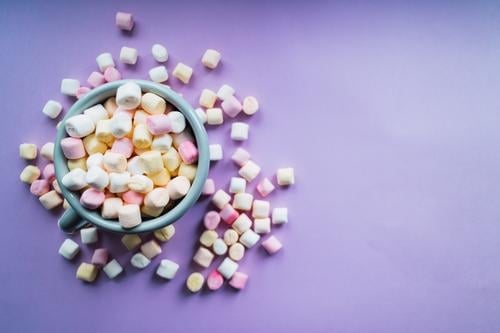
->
[65,114,95,138]
[39,190,63,209]
[217,257,238,279]
[108,172,131,193]
[212,238,228,256]
[83,104,108,125]
[149,66,169,83]
[239,160,261,182]
[253,217,271,234]
[172,63,193,84]
[252,200,270,218]
[201,49,221,69]
[212,189,231,210]
[128,174,154,193]
[239,229,260,248]
[151,134,173,152]
[85,166,109,190]
[119,204,142,228]
[231,122,249,141]
[156,259,179,280]
[216,84,235,100]
[233,193,253,211]
[103,151,128,173]
[131,253,151,269]
[103,259,123,279]
[116,81,142,110]
[272,207,288,224]
[166,176,191,200]
[41,142,54,161]
[119,46,138,65]
[243,96,259,115]
[194,108,207,124]
[42,100,63,119]
[167,111,186,133]
[58,239,80,260]
[199,89,217,108]
[61,168,87,191]
[86,153,104,169]
[127,156,145,175]
[209,144,223,161]
[60,79,80,96]
[144,187,169,208]
[101,197,123,219]
[232,213,252,235]
[81,227,98,244]
[229,177,246,194]
[110,112,133,138]
[152,43,168,62]
[96,52,115,72]
[277,167,295,186]
[231,147,251,167]
[206,108,223,125]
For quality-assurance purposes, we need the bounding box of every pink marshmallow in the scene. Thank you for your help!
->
[146,114,171,135]
[262,235,282,254]
[204,211,221,230]
[115,11,134,31]
[30,179,50,196]
[114,107,135,118]
[207,271,224,291]
[87,71,106,88]
[42,163,55,181]
[80,188,106,209]
[257,178,275,197]
[231,148,251,167]
[61,137,86,159]
[220,203,239,225]
[202,178,215,195]
[178,141,198,164]
[104,67,122,82]
[111,137,133,158]
[221,95,242,118]
[229,272,248,290]
[122,190,144,205]
[91,248,109,266]
[76,87,91,99]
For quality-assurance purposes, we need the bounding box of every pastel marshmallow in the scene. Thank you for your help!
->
[83,104,108,125]
[80,188,105,209]
[217,84,235,100]
[277,167,295,186]
[239,229,260,248]
[223,229,239,246]
[76,87,91,99]
[257,178,275,197]
[110,112,133,138]
[152,43,168,62]
[166,176,191,200]
[127,156,145,175]
[87,71,106,88]
[201,49,221,69]
[262,235,283,254]
[242,96,259,115]
[202,178,215,195]
[67,158,87,171]
[41,142,54,161]
[120,46,138,65]
[199,89,217,108]
[151,134,173,152]
[118,204,142,228]
[58,239,80,260]
[140,151,164,175]
[212,189,231,210]
[200,230,218,248]
[115,11,134,31]
[76,263,98,282]
[82,134,107,155]
[233,192,253,211]
[108,172,131,193]
[212,238,228,256]
[206,271,224,291]
[101,197,123,219]
[61,168,87,191]
[140,240,162,259]
[229,177,246,194]
[156,259,179,280]
[149,168,170,186]
[231,148,251,167]
[229,272,248,290]
[232,213,252,235]
[178,163,197,182]
[81,227,98,244]
[144,187,169,208]
[30,179,50,196]
[132,124,152,149]
[42,163,55,181]
[178,141,198,164]
[131,253,151,269]
[172,63,193,84]
[128,174,154,193]
[239,160,261,182]
[122,190,144,205]
[221,95,242,118]
[103,259,123,279]
[65,114,95,138]
[146,114,171,135]
[104,97,118,115]
[209,144,223,161]
[104,67,122,82]
[217,257,238,279]
[206,108,223,125]
[19,143,37,160]
[228,243,245,261]
[193,246,214,268]
[52,179,62,193]
[103,151,128,173]
[95,119,114,144]
[86,166,109,190]
[96,52,115,72]
[60,79,80,96]
[252,200,270,218]
[204,211,221,230]
[168,111,186,134]
[141,92,166,114]
[254,217,271,234]
[195,108,207,124]
[272,207,288,224]
[186,272,204,292]
[91,248,109,266]
[112,137,134,158]
[42,100,63,119]
[154,224,175,242]
[116,81,142,110]
[149,65,169,83]
[220,204,239,225]
[39,190,63,209]
[231,122,249,141]
[121,234,141,250]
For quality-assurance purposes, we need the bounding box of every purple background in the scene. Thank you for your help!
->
[1,0,500,332]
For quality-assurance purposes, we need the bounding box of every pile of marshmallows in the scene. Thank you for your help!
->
[18,11,295,292]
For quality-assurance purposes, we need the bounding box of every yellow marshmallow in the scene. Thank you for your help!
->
[83,134,107,155]
[67,158,88,171]
[39,190,63,210]
[104,97,118,116]
[149,168,170,186]
[178,163,197,182]
[76,262,98,282]
[139,151,164,175]
[95,119,114,144]
[133,124,152,149]
[20,165,40,184]
[141,204,164,217]
[133,110,149,125]
[162,147,181,173]
[19,143,37,160]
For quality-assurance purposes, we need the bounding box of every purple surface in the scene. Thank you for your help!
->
[1,0,500,332]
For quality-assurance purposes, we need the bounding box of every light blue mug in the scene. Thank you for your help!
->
[54,80,210,234]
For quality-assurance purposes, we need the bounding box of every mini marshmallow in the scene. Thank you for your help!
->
[200,230,218,248]
[207,271,224,291]
[19,143,37,160]
[141,205,163,217]
[202,178,215,195]
[116,81,141,110]
[103,259,123,279]
[193,246,215,268]
[229,177,246,194]
[217,257,238,279]
[206,108,223,125]
[213,238,228,256]
[101,197,123,219]
[209,144,223,161]
[204,211,221,230]
[277,167,295,186]
[67,158,87,171]
[272,207,288,224]
[168,111,186,133]
[52,179,62,194]
[262,235,283,254]
[39,190,63,209]
[156,259,179,280]
[131,253,151,269]
[154,224,175,242]
[91,248,109,266]
[166,176,190,200]
[95,119,114,144]
[110,112,133,138]
[186,272,204,293]
[42,100,63,119]
[224,229,239,246]
[144,187,169,208]
[179,162,197,180]
[83,134,107,155]
[140,240,162,259]
[58,239,80,260]
[149,65,169,83]
[65,114,95,138]
[173,62,193,84]
[122,190,144,205]
[103,151,128,173]
[41,142,54,161]
[220,204,239,224]
[254,218,271,234]
[30,179,50,196]
[239,160,261,182]
[96,52,115,72]
[252,200,270,218]
[152,43,168,62]
[133,124,152,149]
[217,84,235,101]
[232,213,252,235]
[86,166,109,190]
[201,49,221,69]
[149,168,170,186]
[116,11,134,31]
[195,108,207,124]
[61,168,87,191]
[162,147,181,173]
[178,141,198,164]
[257,178,275,197]
[76,87,91,99]
[87,71,106,88]
[128,174,154,193]
[199,89,217,108]
[60,79,80,96]
[119,204,142,228]
[231,122,249,141]
[104,67,122,82]
[151,134,173,152]
[42,163,55,181]
[108,172,131,193]
[127,156,145,175]
[112,137,134,158]
[80,188,105,209]
[229,272,248,290]
[242,96,259,115]
[212,189,231,210]
[239,229,261,248]
[104,97,118,115]
[233,192,253,211]
[139,151,163,175]
[120,46,138,65]
[228,243,245,261]
[142,92,166,115]
[83,105,108,125]
[76,263,98,282]
[221,95,242,118]
[121,234,141,250]
[146,114,171,135]
[231,148,251,167]
[81,227,98,244]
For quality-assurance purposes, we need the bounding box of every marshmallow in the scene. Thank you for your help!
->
[195,108,207,124]
[42,163,55,181]
[65,114,95,138]
[257,178,275,197]
[139,151,163,175]
[39,190,63,209]
[231,122,249,141]
[116,11,134,31]
[83,105,108,125]
[116,81,141,110]
[132,124,152,149]
[228,243,245,261]
[163,147,181,173]
[154,224,175,242]
[122,190,144,205]
[231,148,251,167]
[128,174,154,193]
[156,259,179,280]
[149,66,169,83]
[81,227,98,244]
[133,110,149,125]
[104,97,118,116]
[87,71,106,88]
[178,163,196,181]
[19,143,37,160]
[144,187,169,208]
[67,158,87,171]
[172,63,193,84]
[207,271,224,291]
[166,176,190,200]
[41,142,54,161]
[63,199,70,210]
[152,43,168,62]
[108,172,131,193]
[178,141,198,164]
[76,87,91,99]
[168,111,186,134]
[121,234,141,250]
[101,197,123,219]
[141,92,166,115]
[206,108,223,125]
[186,272,204,292]
[202,178,215,195]
[224,229,239,246]
[254,218,271,234]
[112,137,134,158]
[199,89,217,108]
[141,240,162,259]
[80,188,105,209]
[151,134,173,152]
[201,49,221,69]
[213,238,228,256]
[61,168,87,191]
[127,156,145,175]
[85,166,109,190]
[217,84,235,100]
[239,229,260,248]
[76,263,98,282]
[233,192,253,211]
[119,204,142,228]
[96,52,115,72]
[212,189,231,210]
[42,100,63,119]
[83,134,107,155]
[277,167,295,186]
[217,258,238,279]
[146,114,171,135]
[95,119,114,144]
[209,144,223,161]
[103,151,128,173]
[232,213,252,234]
[60,79,80,96]
[86,153,104,169]
[91,248,109,266]
[239,160,261,182]
[61,137,86,159]
[120,46,138,65]
[229,272,248,290]
[131,253,151,269]
[272,207,288,224]
[193,246,214,268]
[229,177,246,194]
[221,95,242,118]
[30,179,50,196]
[103,259,123,279]
[104,67,122,82]
[149,168,170,186]
[172,131,194,148]
[204,211,221,230]
[262,235,283,254]
[58,239,80,260]
[220,203,239,225]
[200,230,218,247]
[252,200,270,218]
[52,179,62,193]
[110,112,133,138]
[243,96,259,115]
[141,204,163,217]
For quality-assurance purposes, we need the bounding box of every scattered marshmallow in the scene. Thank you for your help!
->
[212,189,231,209]
[262,235,283,255]
[254,218,271,234]
[200,230,218,247]
[239,160,261,182]
[233,193,253,211]
[91,248,109,266]
[41,142,54,161]
[217,84,235,101]
[152,43,168,62]
[193,246,214,268]
[58,239,80,260]
[81,227,98,244]
[61,168,87,191]
[115,11,134,31]
[231,148,251,167]
[206,108,223,125]
[156,259,179,280]
[140,240,162,259]
[201,49,221,69]
[195,108,207,124]
[76,263,98,282]
[39,190,63,209]
[272,207,288,224]
[60,79,80,96]
[42,100,63,119]
[228,243,245,261]
[19,143,37,160]
[186,272,204,292]
[242,96,259,115]
[219,203,239,225]
[199,89,217,108]
[131,252,151,269]
[103,259,123,279]
[154,224,176,242]
[87,71,106,88]
[277,167,295,186]
[120,46,138,65]
[104,67,122,82]
[202,178,215,195]
[239,229,260,248]
[252,200,270,218]
[229,272,248,290]
[217,257,238,279]
[121,234,141,250]
[229,177,246,194]
[212,238,228,256]
[96,52,115,72]
[30,179,50,196]
[221,95,242,118]
[209,144,223,161]
[172,63,193,84]
[257,178,275,197]
[204,211,221,230]
[231,122,249,141]
[207,271,224,291]
[223,229,239,246]
[232,213,252,234]
[149,65,169,83]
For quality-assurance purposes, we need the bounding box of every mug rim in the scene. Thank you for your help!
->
[54,80,210,234]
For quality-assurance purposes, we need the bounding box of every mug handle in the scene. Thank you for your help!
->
[58,208,88,234]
